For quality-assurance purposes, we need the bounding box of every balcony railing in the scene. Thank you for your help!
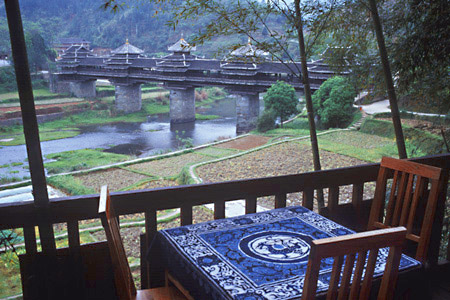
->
[0,153,448,291]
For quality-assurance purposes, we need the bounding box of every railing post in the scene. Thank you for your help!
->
[180,205,193,226]
[352,183,364,231]
[302,188,314,210]
[67,221,80,253]
[245,196,257,214]
[328,186,340,217]
[143,209,166,288]
[275,193,287,209]
[23,226,37,255]
[214,200,226,219]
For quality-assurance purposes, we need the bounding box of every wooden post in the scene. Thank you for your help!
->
[5,0,56,254]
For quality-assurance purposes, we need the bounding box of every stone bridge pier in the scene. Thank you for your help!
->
[115,83,142,113]
[169,86,196,124]
[70,80,96,98]
[235,92,260,134]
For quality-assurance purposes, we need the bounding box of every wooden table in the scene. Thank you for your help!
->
[150,206,421,299]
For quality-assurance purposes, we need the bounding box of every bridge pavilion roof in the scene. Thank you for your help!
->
[167,36,196,53]
[56,45,93,68]
[229,38,269,58]
[106,40,145,71]
[219,39,269,76]
[111,40,144,55]
[155,37,198,73]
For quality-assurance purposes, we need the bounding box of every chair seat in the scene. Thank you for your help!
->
[135,287,187,300]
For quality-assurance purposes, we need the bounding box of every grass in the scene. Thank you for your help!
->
[0,247,24,298]
[0,88,67,102]
[45,149,130,174]
[142,101,169,115]
[360,118,446,155]
[350,111,363,125]
[0,175,24,185]
[194,147,240,158]
[195,114,220,120]
[298,131,399,163]
[142,91,169,100]
[0,129,80,146]
[262,117,317,137]
[47,175,96,196]
[0,90,74,105]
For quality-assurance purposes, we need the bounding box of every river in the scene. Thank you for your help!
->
[0,97,259,181]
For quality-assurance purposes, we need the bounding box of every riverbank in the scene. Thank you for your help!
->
[0,86,225,147]
[0,86,231,184]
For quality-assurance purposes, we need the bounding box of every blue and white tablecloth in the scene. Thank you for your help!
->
[156,206,420,300]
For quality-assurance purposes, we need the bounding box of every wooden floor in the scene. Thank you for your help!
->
[430,266,450,300]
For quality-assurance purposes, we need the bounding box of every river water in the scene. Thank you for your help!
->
[0,97,256,180]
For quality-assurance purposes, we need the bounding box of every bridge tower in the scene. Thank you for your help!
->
[222,39,269,133]
[107,40,144,113]
[156,37,198,123]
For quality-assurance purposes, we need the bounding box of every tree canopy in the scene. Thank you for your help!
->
[312,76,356,128]
[321,0,449,114]
[264,81,298,127]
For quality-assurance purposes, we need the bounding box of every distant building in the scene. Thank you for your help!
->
[53,38,91,55]
[92,47,112,57]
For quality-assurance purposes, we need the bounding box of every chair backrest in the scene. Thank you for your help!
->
[367,156,445,262]
[99,185,136,300]
[302,227,407,300]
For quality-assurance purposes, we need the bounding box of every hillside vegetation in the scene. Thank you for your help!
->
[0,0,288,59]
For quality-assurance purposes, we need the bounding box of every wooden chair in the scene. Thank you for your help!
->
[367,156,446,263]
[99,185,190,300]
[302,227,407,300]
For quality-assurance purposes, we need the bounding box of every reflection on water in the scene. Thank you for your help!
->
[0,97,259,179]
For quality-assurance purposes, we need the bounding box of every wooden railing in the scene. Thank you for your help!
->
[0,153,448,289]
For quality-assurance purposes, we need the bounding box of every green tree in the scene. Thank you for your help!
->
[25,29,55,72]
[312,76,356,128]
[264,81,298,127]
[387,0,450,115]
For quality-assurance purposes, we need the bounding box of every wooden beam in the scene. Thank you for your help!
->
[5,0,56,254]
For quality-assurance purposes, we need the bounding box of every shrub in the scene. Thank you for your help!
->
[257,109,276,132]
[209,87,225,97]
[0,66,16,92]
[312,76,357,128]
[195,89,208,101]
